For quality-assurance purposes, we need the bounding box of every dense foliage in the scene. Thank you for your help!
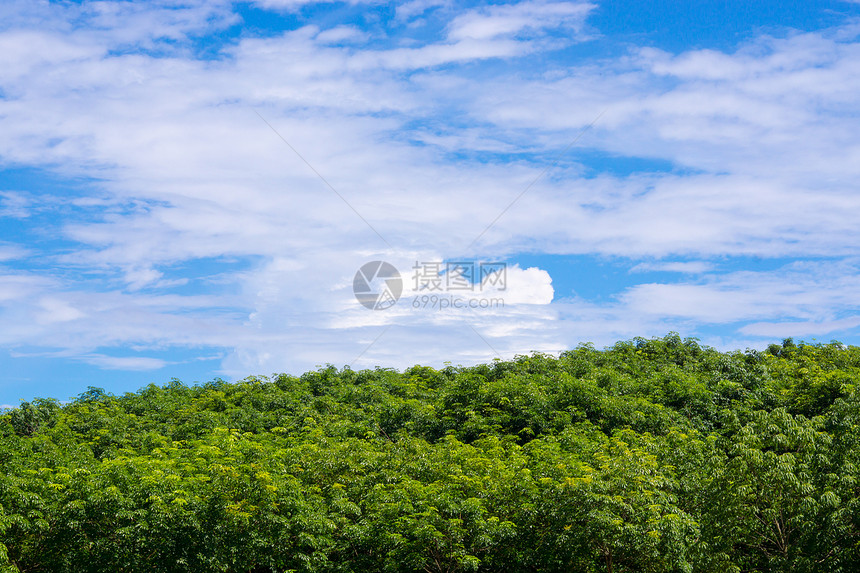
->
[2,335,860,572]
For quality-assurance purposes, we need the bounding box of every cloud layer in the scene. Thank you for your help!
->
[1,0,859,397]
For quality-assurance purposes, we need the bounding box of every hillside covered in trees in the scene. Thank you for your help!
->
[2,335,860,572]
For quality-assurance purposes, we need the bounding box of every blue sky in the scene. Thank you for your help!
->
[2,0,860,404]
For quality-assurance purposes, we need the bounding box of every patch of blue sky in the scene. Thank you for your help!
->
[184,3,304,60]
[0,168,159,272]
[508,253,823,302]
[425,145,549,168]
[691,321,860,349]
[225,0,860,62]
[1,170,97,230]
[303,3,397,42]
[231,2,408,50]
[96,4,295,61]
[589,0,860,53]
[558,150,682,178]
[510,253,657,301]
[0,347,227,405]
[184,1,478,64]
[0,167,159,214]
[104,40,187,60]
[232,2,303,37]
[394,123,607,171]
[154,256,262,297]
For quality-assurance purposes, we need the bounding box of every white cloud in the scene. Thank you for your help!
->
[396,0,451,21]
[619,260,860,325]
[629,261,713,274]
[79,354,169,371]
[253,0,379,10]
[0,244,29,262]
[0,192,34,219]
[486,265,553,304]
[35,297,86,324]
[447,1,595,41]
[315,25,368,44]
[8,349,171,371]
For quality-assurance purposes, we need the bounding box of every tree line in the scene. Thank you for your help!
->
[2,334,860,572]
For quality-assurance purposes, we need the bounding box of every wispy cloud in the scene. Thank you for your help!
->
[446,1,595,42]
[740,316,860,338]
[78,354,170,371]
[0,244,29,262]
[629,261,713,274]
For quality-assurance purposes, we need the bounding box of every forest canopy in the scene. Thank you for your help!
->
[2,334,860,572]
